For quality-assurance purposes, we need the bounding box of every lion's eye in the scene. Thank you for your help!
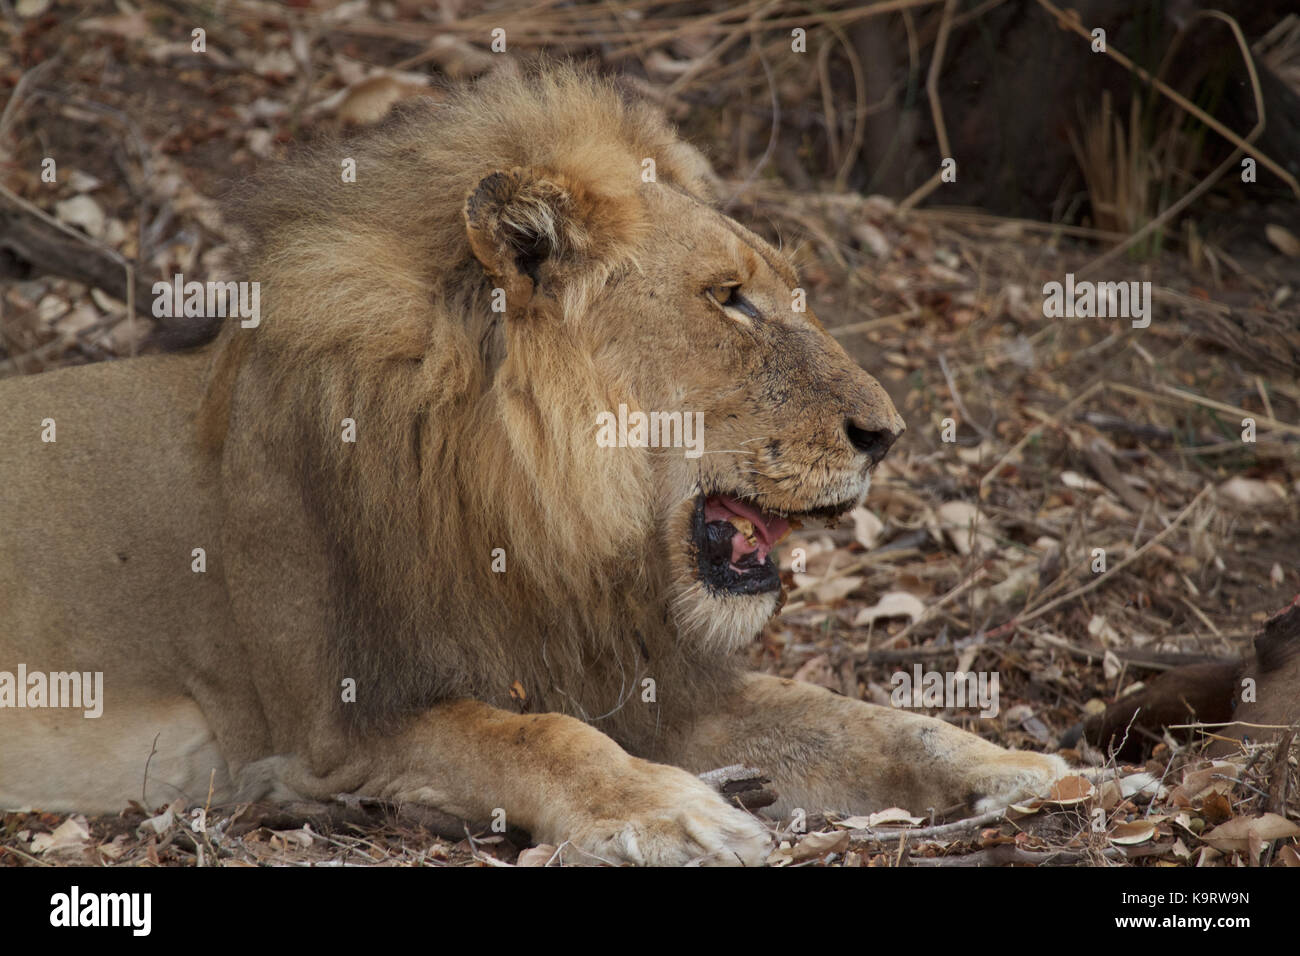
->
[707,284,738,306]
[706,284,759,319]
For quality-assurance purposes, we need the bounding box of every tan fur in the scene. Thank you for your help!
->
[0,64,1064,864]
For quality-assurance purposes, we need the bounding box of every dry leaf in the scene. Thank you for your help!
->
[139,799,186,836]
[270,826,314,848]
[54,195,106,240]
[1218,476,1286,507]
[82,11,153,40]
[935,500,997,555]
[832,816,874,829]
[1201,813,1300,854]
[1201,791,1232,825]
[1061,470,1103,492]
[1102,648,1122,680]
[989,562,1037,604]
[97,835,130,861]
[1097,779,1123,811]
[423,35,497,78]
[516,844,558,866]
[793,570,863,605]
[248,48,297,79]
[851,222,890,258]
[1170,763,1235,804]
[789,829,850,861]
[850,506,883,549]
[866,807,925,827]
[645,49,696,78]
[1265,223,1300,257]
[834,807,924,829]
[335,74,431,126]
[68,170,102,193]
[1042,775,1095,806]
[1088,614,1122,648]
[852,591,925,626]
[31,816,91,856]
[767,841,796,866]
[1110,820,1157,845]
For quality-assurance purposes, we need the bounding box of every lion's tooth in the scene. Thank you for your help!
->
[730,516,758,546]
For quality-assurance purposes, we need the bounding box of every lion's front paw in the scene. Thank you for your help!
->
[562,767,773,866]
[969,751,1070,813]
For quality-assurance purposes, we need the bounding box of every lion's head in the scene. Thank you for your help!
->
[456,77,905,656]
[199,62,903,733]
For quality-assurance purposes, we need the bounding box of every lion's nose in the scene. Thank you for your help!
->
[844,418,902,465]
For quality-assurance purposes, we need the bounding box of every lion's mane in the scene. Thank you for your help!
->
[197,63,738,751]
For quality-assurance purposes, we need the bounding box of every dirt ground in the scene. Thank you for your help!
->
[1,1,1298,867]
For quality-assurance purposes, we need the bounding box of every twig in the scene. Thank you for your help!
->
[785,547,923,602]
[832,22,868,191]
[830,308,922,337]
[925,0,957,162]
[1076,11,1270,278]
[1032,0,1298,196]
[1110,382,1300,438]
[1017,483,1213,625]
[141,732,161,809]
[721,30,779,213]
[1025,628,1238,670]
[907,845,1128,865]
[847,806,1005,843]
[897,166,944,214]
[1166,721,1295,731]
[0,56,59,146]
[0,184,144,334]
[1,844,52,867]
[663,0,780,98]
[1265,730,1295,816]
[981,380,1105,490]
[939,351,994,442]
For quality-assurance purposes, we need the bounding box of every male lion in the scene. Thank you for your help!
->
[0,64,1065,865]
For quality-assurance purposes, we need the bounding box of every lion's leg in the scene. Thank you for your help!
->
[663,673,1067,817]
[277,700,771,866]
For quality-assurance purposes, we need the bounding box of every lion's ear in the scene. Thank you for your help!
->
[464,168,580,307]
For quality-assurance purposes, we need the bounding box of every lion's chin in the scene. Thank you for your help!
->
[670,581,783,655]
[669,488,861,654]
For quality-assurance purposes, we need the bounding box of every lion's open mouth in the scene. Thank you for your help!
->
[691,492,856,595]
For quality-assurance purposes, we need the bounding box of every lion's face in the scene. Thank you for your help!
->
[465,166,903,655]
[588,186,906,650]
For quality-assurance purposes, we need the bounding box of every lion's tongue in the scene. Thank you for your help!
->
[704,495,790,566]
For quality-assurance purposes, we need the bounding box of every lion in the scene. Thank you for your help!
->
[0,63,1066,865]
